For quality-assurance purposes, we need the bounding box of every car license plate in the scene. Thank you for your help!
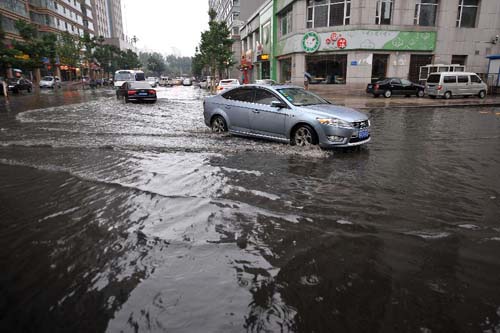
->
[359,129,369,139]
[138,92,147,96]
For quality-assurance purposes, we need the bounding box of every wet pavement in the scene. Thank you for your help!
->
[1,87,500,332]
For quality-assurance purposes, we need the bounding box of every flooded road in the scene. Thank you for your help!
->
[1,86,500,332]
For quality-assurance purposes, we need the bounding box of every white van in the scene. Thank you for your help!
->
[425,72,487,99]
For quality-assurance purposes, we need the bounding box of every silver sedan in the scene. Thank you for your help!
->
[203,85,371,148]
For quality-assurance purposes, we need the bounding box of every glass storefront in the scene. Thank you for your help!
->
[279,58,292,83]
[305,54,347,84]
[371,54,389,82]
[261,61,270,79]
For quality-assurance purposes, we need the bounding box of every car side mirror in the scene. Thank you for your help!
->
[271,101,286,108]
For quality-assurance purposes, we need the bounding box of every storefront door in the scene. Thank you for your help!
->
[409,54,433,83]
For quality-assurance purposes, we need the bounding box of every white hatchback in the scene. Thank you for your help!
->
[39,76,61,88]
[216,79,240,94]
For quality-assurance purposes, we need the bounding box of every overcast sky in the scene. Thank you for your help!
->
[121,0,209,57]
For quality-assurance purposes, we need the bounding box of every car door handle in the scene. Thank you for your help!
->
[253,109,260,113]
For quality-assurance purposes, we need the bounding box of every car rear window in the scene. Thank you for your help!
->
[426,74,440,83]
[444,76,457,83]
[130,82,152,89]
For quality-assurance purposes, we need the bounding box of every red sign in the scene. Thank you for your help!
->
[337,38,347,49]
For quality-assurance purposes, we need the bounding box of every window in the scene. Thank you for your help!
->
[457,75,469,83]
[470,75,482,83]
[390,79,402,85]
[456,0,479,28]
[401,79,412,85]
[223,88,255,102]
[254,89,280,105]
[371,54,389,82]
[306,0,350,28]
[375,0,393,25]
[451,55,467,65]
[414,0,438,26]
[279,6,293,37]
[306,54,347,84]
[444,76,457,83]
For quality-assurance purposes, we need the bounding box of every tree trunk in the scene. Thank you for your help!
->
[34,68,41,84]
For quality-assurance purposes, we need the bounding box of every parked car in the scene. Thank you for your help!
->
[7,78,33,93]
[255,79,276,85]
[182,78,192,86]
[39,76,61,88]
[366,78,425,98]
[116,81,157,103]
[147,77,157,88]
[199,79,208,89]
[425,72,487,99]
[216,79,240,94]
[204,84,371,148]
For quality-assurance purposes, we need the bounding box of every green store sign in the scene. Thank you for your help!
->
[302,31,321,53]
[293,30,436,54]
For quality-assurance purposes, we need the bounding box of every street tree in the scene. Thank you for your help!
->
[197,9,234,91]
[57,32,81,81]
[0,27,22,78]
[146,52,166,76]
[13,21,58,83]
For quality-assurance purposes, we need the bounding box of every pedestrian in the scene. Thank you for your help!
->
[1,77,9,102]
[304,71,312,90]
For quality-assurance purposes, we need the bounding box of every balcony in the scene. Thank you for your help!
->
[0,0,29,18]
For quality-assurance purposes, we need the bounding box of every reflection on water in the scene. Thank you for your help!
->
[1,86,500,332]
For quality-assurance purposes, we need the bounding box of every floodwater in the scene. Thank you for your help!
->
[1,87,500,332]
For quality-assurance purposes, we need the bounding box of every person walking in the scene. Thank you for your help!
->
[304,71,312,90]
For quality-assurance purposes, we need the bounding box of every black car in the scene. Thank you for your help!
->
[116,81,157,103]
[7,78,33,93]
[366,78,425,98]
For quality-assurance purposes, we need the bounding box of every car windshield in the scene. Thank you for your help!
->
[42,76,53,81]
[277,88,329,106]
[115,72,133,81]
[130,82,152,89]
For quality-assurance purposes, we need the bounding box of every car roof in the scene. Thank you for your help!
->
[429,72,477,75]
[129,81,152,88]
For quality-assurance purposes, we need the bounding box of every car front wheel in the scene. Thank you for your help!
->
[211,115,227,133]
[384,90,392,98]
[292,125,318,147]
[479,90,486,99]
[417,90,424,97]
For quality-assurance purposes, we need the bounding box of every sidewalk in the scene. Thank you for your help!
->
[309,85,500,109]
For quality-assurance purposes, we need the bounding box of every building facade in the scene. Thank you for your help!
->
[1,0,95,41]
[240,0,500,87]
[92,0,130,50]
[209,0,267,79]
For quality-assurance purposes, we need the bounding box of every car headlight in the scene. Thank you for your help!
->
[316,118,352,128]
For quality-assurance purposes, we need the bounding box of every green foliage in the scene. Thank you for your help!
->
[146,52,166,76]
[138,52,192,77]
[1,21,142,77]
[57,32,80,68]
[0,26,22,76]
[13,21,57,70]
[196,9,234,80]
